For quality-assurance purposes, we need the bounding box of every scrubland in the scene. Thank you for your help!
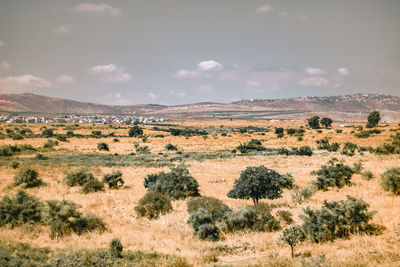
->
[0,120,399,266]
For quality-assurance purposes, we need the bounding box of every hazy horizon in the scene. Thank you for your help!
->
[1,1,400,105]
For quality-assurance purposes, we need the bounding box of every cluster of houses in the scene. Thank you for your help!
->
[0,115,168,124]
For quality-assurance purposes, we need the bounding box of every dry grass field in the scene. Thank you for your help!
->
[0,120,399,266]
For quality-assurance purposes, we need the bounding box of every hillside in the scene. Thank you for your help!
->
[1,93,400,121]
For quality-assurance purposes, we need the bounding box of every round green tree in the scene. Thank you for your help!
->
[367,111,380,128]
[128,125,143,137]
[279,225,306,257]
[227,166,294,205]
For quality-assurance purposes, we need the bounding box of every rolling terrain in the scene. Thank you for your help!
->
[1,93,400,121]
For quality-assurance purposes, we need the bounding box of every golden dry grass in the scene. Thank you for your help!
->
[0,120,399,266]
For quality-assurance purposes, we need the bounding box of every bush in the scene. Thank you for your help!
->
[13,168,43,188]
[316,137,339,151]
[367,111,380,128]
[300,196,377,243]
[41,129,54,137]
[187,208,220,241]
[312,159,354,191]
[187,196,231,222]
[227,165,294,204]
[296,146,313,156]
[81,179,104,194]
[129,126,143,137]
[342,142,358,156]
[43,139,58,148]
[320,117,333,128]
[286,128,297,135]
[361,170,374,181]
[291,186,315,204]
[135,192,173,220]
[102,171,124,188]
[279,225,306,257]
[45,200,106,239]
[381,168,400,195]
[307,116,320,129]
[10,161,19,169]
[236,139,266,153]
[221,204,280,233]
[144,164,199,200]
[164,143,178,151]
[0,190,43,228]
[97,142,109,151]
[63,168,94,187]
[276,210,294,225]
[56,135,68,142]
[0,145,13,157]
[109,239,123,258]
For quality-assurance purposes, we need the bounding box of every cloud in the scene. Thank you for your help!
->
[0,61,11,70]
[197,60,223,71]
[337,67,349,76]
[246,71,295,92]
[169,90,186,98]
[55,25,72,35]
[174,69,202,78]
[304,67,325,76]
[297,76,332,87]
[103,73,132,83]
[256,4,272,14]
[89,63,132,83]
[72,3,121,16]
[89,64,118,74]
[2,74,53,93]
[148,92,157,99]
[0,41,4,47]
[57,75,75,84]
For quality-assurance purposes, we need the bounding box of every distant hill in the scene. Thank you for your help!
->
[1,93,400,121]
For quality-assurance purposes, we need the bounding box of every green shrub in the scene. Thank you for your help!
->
[187,196,231,222]
[102,171,124,188]
[63,168,94,187]
[367,111,380,128]
[0,241,51,266]
[97,142,109,151]
[296,146,313,156]
[361,170,374,181]
[144,164,199,200]
[91,131,102,138]
[227,165,294,204]
[135,192,172,220]
[136,145,150,154]
[381,168,400,195]
[109,239,123,258]
[187,208,220,241]
[12,134,24,140]
[300,196,377,243]
[307,116,320,129]
[276,210,294,225]
[236,139,266,153]
[81,179,104,194]
[291,186,315,204]
[41,129,54,137]
[320,117,333,128]
[56,135,68,142]
[279,225,306,257]
[221,204,280,233]
[45,200,106,239]
[43,139,58,148]
[129,125,143,137]
[312,159,354,191]
[342,142,358,156]
[165,143,178,151]
[13,168,43,188]
[286,128,297,135]
[0,145,13,157]
[10,161,19,169]
[0,190,43,228]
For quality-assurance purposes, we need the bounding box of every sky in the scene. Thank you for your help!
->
[0,0,400,105]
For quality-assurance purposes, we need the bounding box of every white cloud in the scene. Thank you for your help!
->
[0,61,11,70]
[89,64,118,74]
[304,67,325,76]
[169,90,186,98]
[2,74,53,93]
[174,69,202,78]
[55,25,72,35]
[0,41,4,47]
[197,60,223,71]
[297,76,332,87]
[256,4,272,14]
[337,67,349,76]
[218,72,239,81]
[278,11,290,18]
[57,75,75,84]
[89,63,132,83]
[103,72,132,83]
[72,3,121,16]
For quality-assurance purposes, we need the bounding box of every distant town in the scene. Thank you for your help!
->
[0,115,168,124]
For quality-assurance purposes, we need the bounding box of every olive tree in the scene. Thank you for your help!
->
[367,111,380,128]
[279,225,306,257]
[227,166,294,205]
